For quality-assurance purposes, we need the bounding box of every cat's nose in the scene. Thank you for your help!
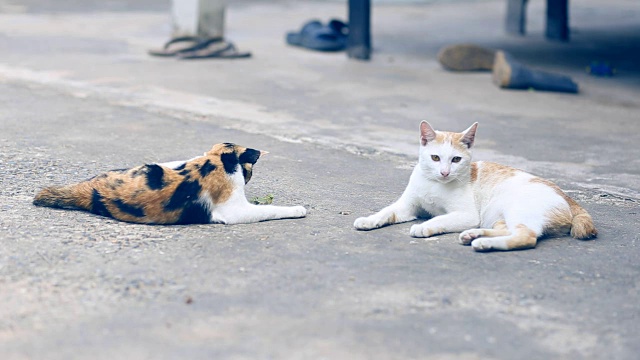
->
[440,170,449,177]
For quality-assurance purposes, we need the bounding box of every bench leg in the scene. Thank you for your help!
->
[545,0,569,41]
[347,0,371,60]
[505,0,528,35]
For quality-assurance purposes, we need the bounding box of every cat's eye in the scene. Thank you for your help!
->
[431,155,440,162]
[452,156,462,163]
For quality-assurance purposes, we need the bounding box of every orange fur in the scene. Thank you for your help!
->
[470,162,478,182]
[529,177,597,239]
[474,161,517,186]
[508,224,539,250]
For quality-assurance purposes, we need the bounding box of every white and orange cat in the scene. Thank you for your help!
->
[354,122,597,251]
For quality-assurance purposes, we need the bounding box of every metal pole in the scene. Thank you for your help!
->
[347,0,371,61]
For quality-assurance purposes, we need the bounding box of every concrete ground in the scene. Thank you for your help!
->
[0,0,639,359]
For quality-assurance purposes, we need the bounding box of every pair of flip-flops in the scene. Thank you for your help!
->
[286,19,348,52]
[148,36,251,59]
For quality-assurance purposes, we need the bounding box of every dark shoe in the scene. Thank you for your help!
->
[286,19,348,52]
[492,50,578,93]
[437,44,496,71]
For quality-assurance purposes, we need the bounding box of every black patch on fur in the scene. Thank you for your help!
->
[223,143,235,148]
[221,152,238,174]
[90,189,112,218]
[145,164,165,190]
[242,167,249,180]
[113,199,144,218]
[176,202,210,224]
[164,180,201,211]
[199,160,217,177]
[239,148,261,164]
[174,163,186,171]
[178,169,190,176]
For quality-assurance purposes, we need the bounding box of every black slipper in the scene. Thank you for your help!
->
[148,36,223,57]
[177,41,251,60]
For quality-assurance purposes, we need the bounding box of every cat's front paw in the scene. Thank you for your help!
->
[354,216,378,231]
[471,238,493,252]
[289,206,307,218]
[409,224,434,238]
[459,229,482,245]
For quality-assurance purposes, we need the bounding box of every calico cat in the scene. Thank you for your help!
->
[33,143,307,224]
[354,122,597,251]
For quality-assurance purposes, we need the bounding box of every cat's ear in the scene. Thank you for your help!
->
[420,121,437,146]
[239,148,263,164]
[461,122,478,148]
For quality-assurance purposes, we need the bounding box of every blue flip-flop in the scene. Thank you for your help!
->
[286,19,348,52]
[328,19,348,38]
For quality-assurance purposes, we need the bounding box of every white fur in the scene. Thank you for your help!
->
[353,153,479,237]
[156,156,202,170]
[475,169,568,233]
[354,121,573,252]
[209,165,306,224]
[158,157,306,225]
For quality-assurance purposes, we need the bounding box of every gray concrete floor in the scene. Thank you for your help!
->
[0,0,639,359]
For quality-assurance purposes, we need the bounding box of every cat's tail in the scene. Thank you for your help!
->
[33,184,93,210]
[568,200,598,240]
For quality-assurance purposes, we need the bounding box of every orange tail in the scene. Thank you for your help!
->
[33,184,93,210]
[568,200,597,239]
